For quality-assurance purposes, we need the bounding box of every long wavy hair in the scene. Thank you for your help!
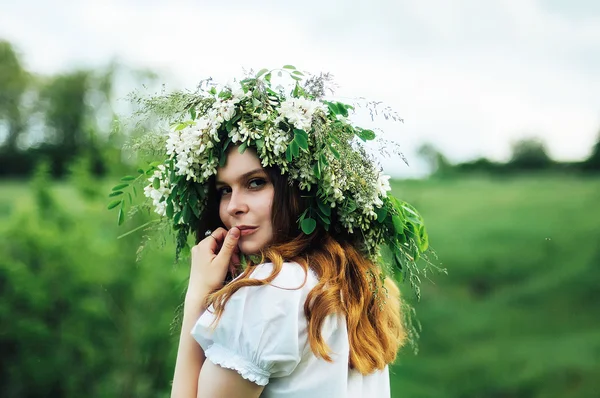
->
[196,158,407,374]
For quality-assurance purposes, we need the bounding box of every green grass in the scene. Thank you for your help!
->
[1,174,599,397]
[389,175,600,398]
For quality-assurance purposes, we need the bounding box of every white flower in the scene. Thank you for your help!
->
[278,98,326,131]
[143,165,172,216]
[376,173,391,197]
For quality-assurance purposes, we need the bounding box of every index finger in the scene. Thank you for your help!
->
[210,227,228,246]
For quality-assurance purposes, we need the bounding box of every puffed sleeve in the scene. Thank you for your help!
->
[191,262,315,386]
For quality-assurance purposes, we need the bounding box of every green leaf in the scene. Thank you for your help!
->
[290,75,302,81]
[298,208,309,221]
[345,200,357,213]
[117,207,125,225]
[294,128,308,140]
[325,101,340,115]
[292,70,304,76]
[128,192,133,205]
[317,211,331,225]
[137,168,144,174]
[190,202,200,218]
[264,72,272,82]
[294,130,308,151]
[120,175,136,182]
[291,140,300,157]
[182,204,191,224]
[168,184,179,203]
[301,217,317,234]
[313,162,321,178]
[356,128,376,141]
[402,204,419,216]
[109,191,123,197]
[402,205,423,225]
[231,112,242,124]
[392,215,405,234]
[166,201,174,218]
[283,65,296,70]
[107,199,121,210]
[153,178,160,189]
[218,90,232,100]
[375,206,388,222]
[394,250,404,271]
[415,225,429,252]
[319,153,329,166]
[397,232,407,245]
[317,199,331,216]
[256,68,269,78]
[329,143,340,159]
[336,102,349,117]
[174,211,182,225]
[285,145,293,162]
[112,183,129,191]
[255,138,265,150]
[190,107,197,120]
[238,142,248,154]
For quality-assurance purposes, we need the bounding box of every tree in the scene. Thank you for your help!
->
[583,130,600,171]
[417,143,451,176]
[0,40,30,152]
[508,137,553,170]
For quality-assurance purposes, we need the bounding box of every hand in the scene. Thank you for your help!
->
[187,227,241,302]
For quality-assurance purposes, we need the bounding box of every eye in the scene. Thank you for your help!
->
[248,178,266,189]
[217,186,231,196]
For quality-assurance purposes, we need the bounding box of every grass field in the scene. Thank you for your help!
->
[1,174,599,397]
[389,175,600,397]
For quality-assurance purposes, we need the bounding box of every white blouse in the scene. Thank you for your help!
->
[191,262,391,398]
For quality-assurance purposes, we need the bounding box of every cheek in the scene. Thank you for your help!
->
[218,201,229,227]
[261,190,274,224]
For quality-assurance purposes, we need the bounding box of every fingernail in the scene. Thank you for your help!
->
[229,227,240,238]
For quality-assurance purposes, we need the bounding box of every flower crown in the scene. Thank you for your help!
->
[110,66,432,299]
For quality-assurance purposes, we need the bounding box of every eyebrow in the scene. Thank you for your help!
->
[215,168,266,186]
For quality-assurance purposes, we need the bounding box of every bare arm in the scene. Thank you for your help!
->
[171,227,241,398]
[171,293,265,398]
[196,360,265,398]
[170,293,210,398]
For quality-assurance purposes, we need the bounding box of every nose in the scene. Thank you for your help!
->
[226,189,249,216]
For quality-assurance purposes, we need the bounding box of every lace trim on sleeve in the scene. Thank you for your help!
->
[204,343,270,386]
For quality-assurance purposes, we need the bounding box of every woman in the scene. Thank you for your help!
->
[171,145,404,397]
[124,67,430,397]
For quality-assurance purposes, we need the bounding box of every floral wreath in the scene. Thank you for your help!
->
[109,65,435,302]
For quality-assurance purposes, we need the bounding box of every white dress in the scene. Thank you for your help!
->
[191,261,391,398]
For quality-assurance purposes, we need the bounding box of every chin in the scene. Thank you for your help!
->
[238,235,271,255]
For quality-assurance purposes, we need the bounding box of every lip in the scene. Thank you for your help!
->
[236,225,258,236]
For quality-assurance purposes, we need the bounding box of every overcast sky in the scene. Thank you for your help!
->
[1,0,599,176]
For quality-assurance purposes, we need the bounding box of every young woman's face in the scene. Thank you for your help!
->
[215,148,275,255]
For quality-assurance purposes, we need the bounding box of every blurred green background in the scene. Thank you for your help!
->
[1,39,599,397]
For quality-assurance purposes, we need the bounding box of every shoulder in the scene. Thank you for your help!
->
[192,261,319,384]
[247,261,319,291]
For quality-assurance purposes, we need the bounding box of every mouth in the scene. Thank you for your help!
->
[237,226,258,237]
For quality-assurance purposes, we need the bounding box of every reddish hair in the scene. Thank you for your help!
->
[197,154,406,374]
